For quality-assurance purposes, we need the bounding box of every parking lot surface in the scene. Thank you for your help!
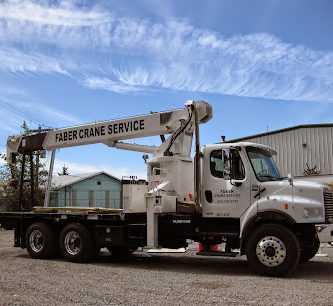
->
[1,229,333,305]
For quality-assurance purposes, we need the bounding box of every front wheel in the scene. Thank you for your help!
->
[300,237,320,262]
[245,224,300,276]
[59,223,94,263]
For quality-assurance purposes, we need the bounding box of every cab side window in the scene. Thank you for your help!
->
[210,150,223,178]
[210,149,245,180]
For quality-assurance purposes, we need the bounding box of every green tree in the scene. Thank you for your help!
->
[0,122,49,211]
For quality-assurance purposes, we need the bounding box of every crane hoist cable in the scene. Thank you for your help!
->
[164,105,193,156]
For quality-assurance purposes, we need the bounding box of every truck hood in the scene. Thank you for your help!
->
[261,179,325,194]
[255,178,328,223]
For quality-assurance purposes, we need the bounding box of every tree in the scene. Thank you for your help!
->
[0,122,49,212]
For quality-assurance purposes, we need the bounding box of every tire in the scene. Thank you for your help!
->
[59,223,94,263]
[245,223,301,276]
[300,237,320,262]
[107,246,133,257]
[25,222,57,259]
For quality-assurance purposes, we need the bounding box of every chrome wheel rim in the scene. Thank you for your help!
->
[29,230,44,253]
[256,236,286,267]
[64,231,82,255]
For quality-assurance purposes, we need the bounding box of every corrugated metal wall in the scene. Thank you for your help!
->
[56,173,121,208]
[241,127,333,177]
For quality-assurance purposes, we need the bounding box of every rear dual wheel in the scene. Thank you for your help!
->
[25,222,57,259]
[59,223,94,263]
[26,222,98,262]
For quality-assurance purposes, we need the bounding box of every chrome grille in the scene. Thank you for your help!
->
[324,189,333,223]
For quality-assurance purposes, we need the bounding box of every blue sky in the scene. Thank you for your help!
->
[0,0,332,178]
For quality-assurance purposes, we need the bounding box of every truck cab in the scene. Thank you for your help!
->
[202,142,328,225]
[200,142,332,274]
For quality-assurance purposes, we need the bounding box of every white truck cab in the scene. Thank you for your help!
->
[201,142,332,274]
[202,142,328,225]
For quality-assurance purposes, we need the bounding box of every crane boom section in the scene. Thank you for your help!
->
[6,101,212,162]
[44,110,174,151]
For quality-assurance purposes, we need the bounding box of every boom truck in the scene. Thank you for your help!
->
[1,100,332,276]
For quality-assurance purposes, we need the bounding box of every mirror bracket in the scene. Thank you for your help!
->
[231,179,242,187]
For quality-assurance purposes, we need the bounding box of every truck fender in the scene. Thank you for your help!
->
[240,209,296,255]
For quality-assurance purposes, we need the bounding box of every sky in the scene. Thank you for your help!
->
[0,0,332,179]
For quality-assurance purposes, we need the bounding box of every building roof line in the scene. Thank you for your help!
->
[52,171,120,189]
[226,123,333,143]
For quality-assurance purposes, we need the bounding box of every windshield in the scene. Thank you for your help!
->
[246,146,282,182]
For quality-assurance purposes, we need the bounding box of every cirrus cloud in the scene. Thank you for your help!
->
[0,0,332,103]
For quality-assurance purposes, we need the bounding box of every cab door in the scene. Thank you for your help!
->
[202,147,251,218]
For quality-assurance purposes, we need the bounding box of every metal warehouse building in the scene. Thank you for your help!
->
[228,124,333,183]
[51,172,121,208]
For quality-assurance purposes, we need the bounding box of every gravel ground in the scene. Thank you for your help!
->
[1,229,333,306]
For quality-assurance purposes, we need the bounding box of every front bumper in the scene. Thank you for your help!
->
[317,224,333,243]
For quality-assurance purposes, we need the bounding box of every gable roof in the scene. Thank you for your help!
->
[52,171,120,189]
[226,123,333,143]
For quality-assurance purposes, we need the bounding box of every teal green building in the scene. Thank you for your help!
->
[51,172,121,208]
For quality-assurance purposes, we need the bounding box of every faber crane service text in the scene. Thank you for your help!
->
[55,119,145,142]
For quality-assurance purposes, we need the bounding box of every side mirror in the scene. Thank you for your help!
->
[224,148,244,187]
[223,149,231,180]
[223,169,230,180]
[287,173,294,186]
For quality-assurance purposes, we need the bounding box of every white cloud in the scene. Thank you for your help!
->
[0,98,81,134]
[0,48,69,75]
[35,103,81,126]
[0,1,113,49]
[83,77,144,94]
[0,0,110,27]
[0,0,332,103]
[0,106,24,128]
[0,83,27,97]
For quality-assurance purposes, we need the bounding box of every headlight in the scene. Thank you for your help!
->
[303,208,324,219]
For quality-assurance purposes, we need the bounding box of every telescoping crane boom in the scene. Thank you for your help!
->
[7,100,212,157]
[7,100,212,211]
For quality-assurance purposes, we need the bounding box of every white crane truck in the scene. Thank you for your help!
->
[1,101,332,276]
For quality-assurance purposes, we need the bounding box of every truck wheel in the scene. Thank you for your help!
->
[107,246,133,257]
[245,224,300,276]
[300,237,320,262]
[59,223,94,263]
[25,222,57,259]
